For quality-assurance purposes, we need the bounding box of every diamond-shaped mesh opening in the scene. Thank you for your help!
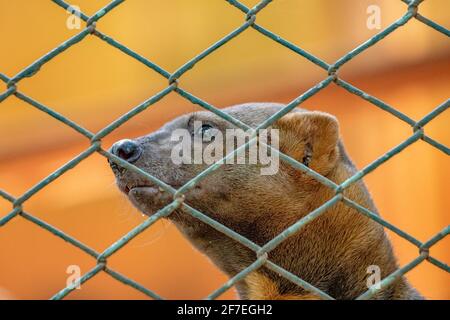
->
[0,2,82,76]
[0,215,97,299]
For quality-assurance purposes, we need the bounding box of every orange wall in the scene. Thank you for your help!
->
[0,0,448,299]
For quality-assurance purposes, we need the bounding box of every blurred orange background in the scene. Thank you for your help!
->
[0,0,449,299]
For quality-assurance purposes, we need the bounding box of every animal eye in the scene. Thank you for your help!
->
[196,124,217,142]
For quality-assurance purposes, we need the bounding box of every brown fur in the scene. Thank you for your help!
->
[110,103,423,300]
[246,272,321,300]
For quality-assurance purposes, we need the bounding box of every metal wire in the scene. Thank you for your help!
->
[0,0,448,300]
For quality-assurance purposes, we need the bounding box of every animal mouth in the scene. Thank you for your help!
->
[123,184,165,194]
[118,183,159,195]
[124,183,175,217]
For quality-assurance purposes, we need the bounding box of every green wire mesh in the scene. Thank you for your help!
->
[0,0,448,300]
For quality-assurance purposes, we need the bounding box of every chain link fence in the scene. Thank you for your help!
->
[0,0,448,300]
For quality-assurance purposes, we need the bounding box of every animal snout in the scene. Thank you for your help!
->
[111,139,142,163]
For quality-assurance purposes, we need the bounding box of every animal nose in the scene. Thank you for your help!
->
[111,139,142,163]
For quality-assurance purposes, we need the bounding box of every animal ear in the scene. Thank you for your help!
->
[273,111,340,175]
